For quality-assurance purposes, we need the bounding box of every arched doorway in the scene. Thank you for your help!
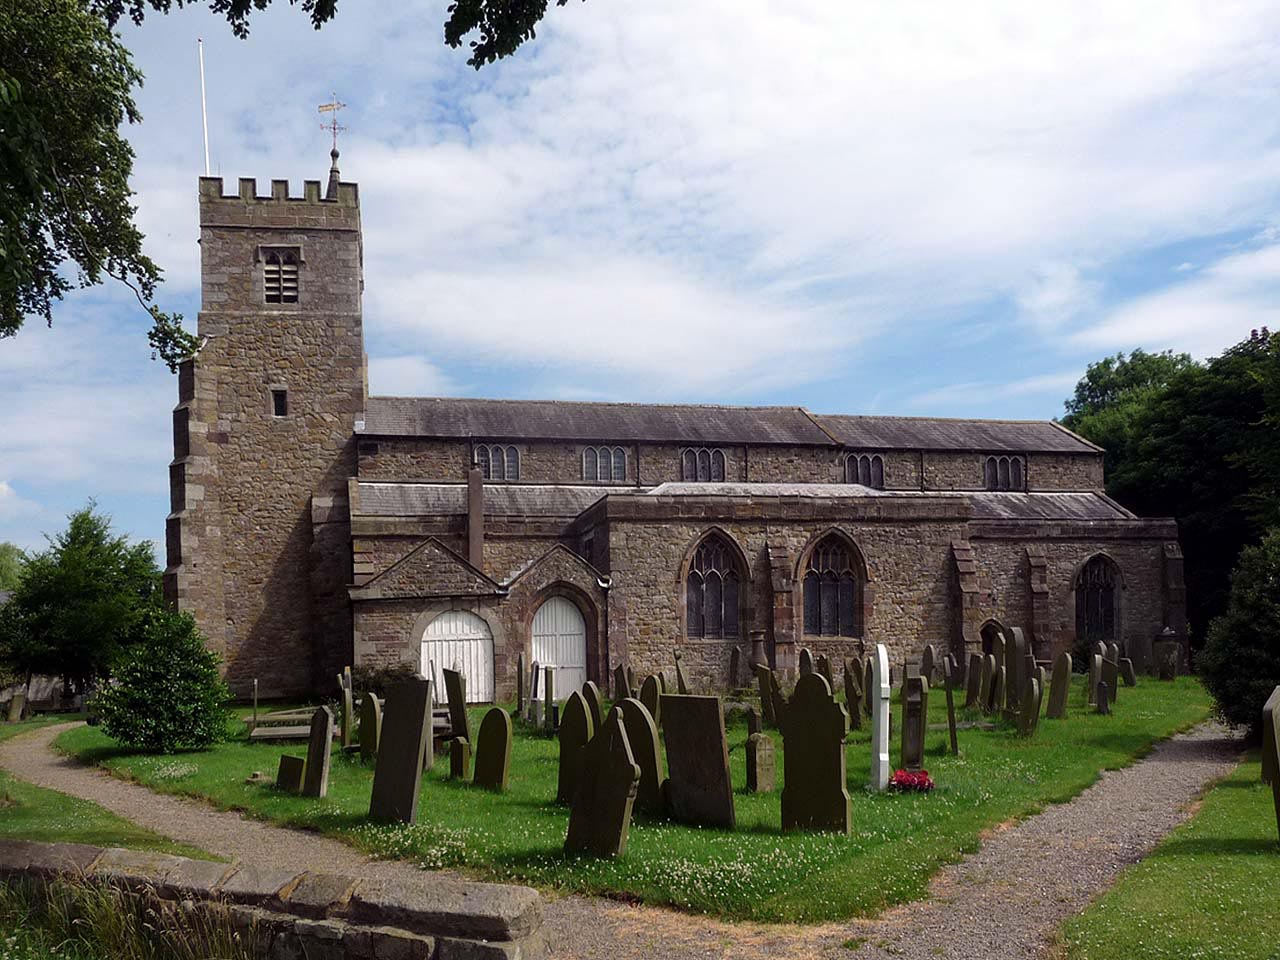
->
[1075,555,1120,660]
[532,596,588,694]
[980,620,1004,656]
[422,610,494,703]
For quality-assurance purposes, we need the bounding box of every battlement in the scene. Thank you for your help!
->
[199,175,359,206]
[198,176,361,232]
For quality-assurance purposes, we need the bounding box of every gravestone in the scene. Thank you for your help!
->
[729,647,742,689]
[746,732,775,793]
[1004,628,1027,716]
[965,653,983,708]
[442,668,472,743]
[526,661,541,723]
[1106,642,1121,665]
[1268,693,1280,842]
[769,671,789,729]
[564,708,641,858]
[817,654,834,689]
[359,693,383,762]
[610,698,664,814]
[1261,686,1280,786]
[629,665,637,693]
[275,755,305,793]
[557,690,595,804]
[639,674,662,728]
[543,665,556,731]
[990,633,1006,676]
[1047,652,1072,719]
[1087,654,1104,705]
[781,673,851,833]
[978,654,994,712]
[870,644,891,792]
[582,681,605,732]
[614,663,632,701]
[6,692,24,724]
[947,654,963,691]
[1101,657,1119,707]
[340,686,355,750]
[864,658,874,718]
[746,706,762,736]
[674,653,691,695]
[900,676,929,772]
[798,648,815,676]
[369,678,432,823]
[988,667,1006,716]
[1154,639,1180,681]
[450,737,472,780]
[302,707,334,799]
[944,660,959,756]
[1119,658,1137,687]
[844,664,863,730]
[1096,681,1110,715]
[473,707,512,792]
[516,652,526,717]
[921,644,937,686]
[1017,678,1043,736]
[660,694,735,829]
[1093,640,1107,660]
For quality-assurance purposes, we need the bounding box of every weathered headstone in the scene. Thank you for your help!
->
[863,658,874,717]
[1154,639,1180,681]
[798,648,815,676]
[6,692,24,724]
[1047,652,1072,720]
[543,665,556,731]
[1017,678,1043,736]
[1106,642,1121,665]
[442,668,471,743]
[301,707,334,798]
[729,647,742,689]
[1093,640,1107,660]
[978,654,995,713]
[660,694,735,829]
[921,644,937,686]
[1119,658,1137,687]
[340,685,355,750]
[614,663,632,701]
[844,664,863,730]
[674,653,691,695]
[525,661,541,723]
[1096,681,1110,715]
[989,666,1006,716]
[870,644,891,792]
[1261,686,1280,786]
[473,707,512,792]
[564,708,641,858]
[900,676,929,772]
[450,737,472,780]
[369,678,432,823]
[746,705,762,736]
[817,654,835,689]
[1101,657,1119,707]
[557,690,595,804]
[358,693,383,762]
[1004,627,1027,716]
[990,633,1006,675]
[754,664,775,727]
[781,673,850,833]
[1087,653,1103,705]
[944,661,959,756]
[628,665,637,693]
[582,680,605,732]
[275,755,305,793]
[746,731,775,793]
[639,674,662,728]
[610,698,664,814]
[965,653,983,708]
[769,671,788,729]
[516,652,526,717]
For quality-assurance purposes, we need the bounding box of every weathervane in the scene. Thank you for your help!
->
[318,92,347,152]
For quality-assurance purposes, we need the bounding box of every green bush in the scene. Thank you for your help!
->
[1199,527,1280,738]
[93,607,232,753]
[350,661,417,698]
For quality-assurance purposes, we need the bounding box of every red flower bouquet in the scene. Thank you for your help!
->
[888,769,935,793]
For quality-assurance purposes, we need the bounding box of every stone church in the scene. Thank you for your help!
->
[163,162,1186,700]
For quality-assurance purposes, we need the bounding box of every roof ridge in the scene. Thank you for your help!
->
[367,395,809,413]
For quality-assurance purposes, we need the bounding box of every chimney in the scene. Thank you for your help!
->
[467,467,484,569]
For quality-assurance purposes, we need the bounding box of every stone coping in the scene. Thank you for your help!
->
[0,840,543,959]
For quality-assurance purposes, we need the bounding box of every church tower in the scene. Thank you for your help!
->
[164,156,366,697]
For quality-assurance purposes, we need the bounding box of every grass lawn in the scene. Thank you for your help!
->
[1061,753,1280,960]
[57,677,1210,923]
[0,717,215,860]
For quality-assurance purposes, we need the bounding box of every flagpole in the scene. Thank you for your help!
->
[198,38,210,177]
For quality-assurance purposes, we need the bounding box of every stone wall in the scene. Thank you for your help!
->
[0,839,545,960]
[357,438,469,481]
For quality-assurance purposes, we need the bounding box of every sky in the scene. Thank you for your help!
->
[4,0,1280,554]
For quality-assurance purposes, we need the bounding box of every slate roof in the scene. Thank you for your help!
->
[354,482,622,518]
[359,396,1099,453]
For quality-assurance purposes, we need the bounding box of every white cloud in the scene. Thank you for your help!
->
[367,356,456,397]
[907,371,1083,413]
[1017,264,1098,330]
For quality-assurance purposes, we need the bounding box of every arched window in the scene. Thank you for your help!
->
[584,447,597,480]
[686,534,742,639]
[612,447,626,482]
[984,455,1025,491]
[1075,555,1119,656]
[802,535,862,637]
[505,446,520,480]
[681,448,731,482]
[263,248,299,304]
[476,445,519,481]
[844,454,885,489]
[582,446,629,483]
[477,445,491,480]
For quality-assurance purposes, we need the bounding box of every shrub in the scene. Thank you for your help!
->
[1199,527,1280,739]
[93,607,232,753]
[350,661,417,699]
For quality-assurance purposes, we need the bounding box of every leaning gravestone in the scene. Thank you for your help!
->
[754,664,775,728]
[6,692,24,724]
[921,644,937,686]
[473,707,512,792]
[614,663,632,701]
[674,653,691,695]
[610,698,664,815]
[781,673,851,833]
[275,755,305,793]
[582,681,605,732]
[978,654,995,713]
[442,668,472,743]
[1017,678,1043,736]
[769,670,789,729]
[339,686,355,750]
[1262,686,1280,787]
[870,644,891,792]
[989,667,1006,717]
[944,660,959,756]
[817,654,835,689]
[965,653,983,708]
[747,730,775,793]
[450,737,473,780]
[639,674,662,728]
[301,707,334,799]
[369,678,432,823]
[359,693,383,762]
[1004,628,1027,717]
[864,658,874,718]
[1047,652,1072,720]
[844,664,863,731]
[798,648,815,676]
[729,647,742,689]
[900,676,929,772]
[1087,654,1104,705]
[1101,657,1119,707]
[564,708,641,858]
[660,694,735,829]
[1106,642,1121,665]
[1119,658,1137,687]
[557,690,594,804]
[1154,639,1180,681]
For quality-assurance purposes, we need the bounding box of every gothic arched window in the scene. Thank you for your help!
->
[681,448,729,482]
[802,535,863,637]
[1075,555,1119,653]
[844,453,885,489]
[686,534,742,639]
[476,445,519,481]
[582,446,628,482]
[984,455,1025,491]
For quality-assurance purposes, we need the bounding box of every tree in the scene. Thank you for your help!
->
[0,542,23,592]
[0,504,160,694]
[0,0,198,370]
[1198,527,1280,739]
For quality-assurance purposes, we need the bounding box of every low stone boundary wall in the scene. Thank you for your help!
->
[0,839,544,959]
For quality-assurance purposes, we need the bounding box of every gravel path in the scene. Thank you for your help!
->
[0,722,1239,960]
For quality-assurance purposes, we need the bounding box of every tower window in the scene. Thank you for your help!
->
[263,248,300,304]
[271,389,288,417]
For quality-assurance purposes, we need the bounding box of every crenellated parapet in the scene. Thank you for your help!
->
[197,175,360,232]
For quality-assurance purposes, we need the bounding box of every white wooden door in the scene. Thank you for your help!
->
[421,610,494,703]
[532,597,587,698]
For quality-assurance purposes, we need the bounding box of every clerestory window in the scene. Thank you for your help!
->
[984,455,1025,491]
[476,444,520,481]
[680,447,727,482]
[844,453,885,489]
[583,446,627,483]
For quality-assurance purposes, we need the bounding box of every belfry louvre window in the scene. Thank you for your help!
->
[263,248,299,304]
[802,536,862,637]
[583,446,627,483]
[680,447,727,482]
[984,455,1025,491]
[845,453,885,488]
[686,535,741,640]
[476,444,520,481]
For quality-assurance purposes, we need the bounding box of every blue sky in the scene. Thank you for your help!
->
[3,0,1280,554]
